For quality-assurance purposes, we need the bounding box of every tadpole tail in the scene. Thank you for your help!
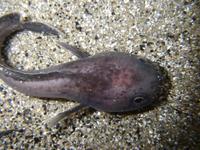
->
[47,104,86,127]
[58,42,91,58]
[0,13,60,67]
[22,22,60,37]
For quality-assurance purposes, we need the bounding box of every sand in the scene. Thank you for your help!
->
[0,0,199,149]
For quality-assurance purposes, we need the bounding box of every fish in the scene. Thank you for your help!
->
[0,13,165,127]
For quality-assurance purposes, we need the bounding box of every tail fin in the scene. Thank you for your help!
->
[47,104,86,127]
[58,42,90,58]
[22,22,60,37]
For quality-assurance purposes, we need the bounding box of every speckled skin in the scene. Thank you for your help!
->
[0,13,163,112]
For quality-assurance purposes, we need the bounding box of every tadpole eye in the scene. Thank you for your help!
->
[134,97,144,103]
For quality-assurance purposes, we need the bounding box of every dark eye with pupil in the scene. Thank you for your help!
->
[134,97,144,103]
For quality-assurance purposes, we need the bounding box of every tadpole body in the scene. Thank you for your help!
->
[0,13,164,114]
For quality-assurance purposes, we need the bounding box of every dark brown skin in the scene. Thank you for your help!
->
[0,13,163,115]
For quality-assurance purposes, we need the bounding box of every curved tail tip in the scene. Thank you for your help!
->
[0,13,20,23]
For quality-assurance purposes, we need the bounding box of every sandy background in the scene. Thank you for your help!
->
[0,0,199,149]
